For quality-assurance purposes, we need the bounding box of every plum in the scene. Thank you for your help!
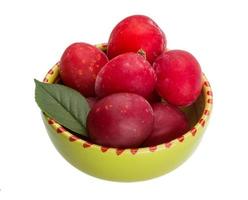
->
[154,50,203,106]
[107,15,166,64]
[95,52,156,99]
[143,102,189,146]
[60,42,108,97]
[86,93,154,148]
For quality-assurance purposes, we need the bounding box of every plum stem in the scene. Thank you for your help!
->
[137,49,147,60]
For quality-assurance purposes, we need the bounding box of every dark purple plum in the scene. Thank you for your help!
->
[87,93,154,148]
[143,102,189,146]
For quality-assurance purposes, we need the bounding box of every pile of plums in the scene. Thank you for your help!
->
[59,15,203,148]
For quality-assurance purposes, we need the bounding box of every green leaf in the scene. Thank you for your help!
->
[34,79,90,136]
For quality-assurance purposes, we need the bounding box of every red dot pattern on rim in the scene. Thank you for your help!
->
[48,69,54,75]
[83,142,92,148]
[191,128,197,136]
[101,43,108,50]
[149,146,157,152]
[130,148,138,155]
[165,142,172,148]
[204,109,210,116]
[177,135,184,142]
[69,135,79,142]
[207,99,213,104]
[48,119,55,124]
[44,53,212,155]
[57,127,65,134]
[199,118,206,127]
[204,81,210,87]
[101,146,109,153]
[207,91,213,96]
[116,149,125,156]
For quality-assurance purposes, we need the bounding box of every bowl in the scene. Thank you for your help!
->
[41,44,213,182]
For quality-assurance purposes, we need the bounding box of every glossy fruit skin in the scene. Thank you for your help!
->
[154,50,202,106]
[143,102,189,146]
[87,93,154,148]
[107,15,166,64]
[60,43,108,97]
[95,52,156,99]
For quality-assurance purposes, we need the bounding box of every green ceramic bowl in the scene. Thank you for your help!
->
[41,44,213,182]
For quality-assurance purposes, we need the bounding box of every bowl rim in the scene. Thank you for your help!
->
[42,44,213,155]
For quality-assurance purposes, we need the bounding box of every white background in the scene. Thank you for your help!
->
[1,0,248,199]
